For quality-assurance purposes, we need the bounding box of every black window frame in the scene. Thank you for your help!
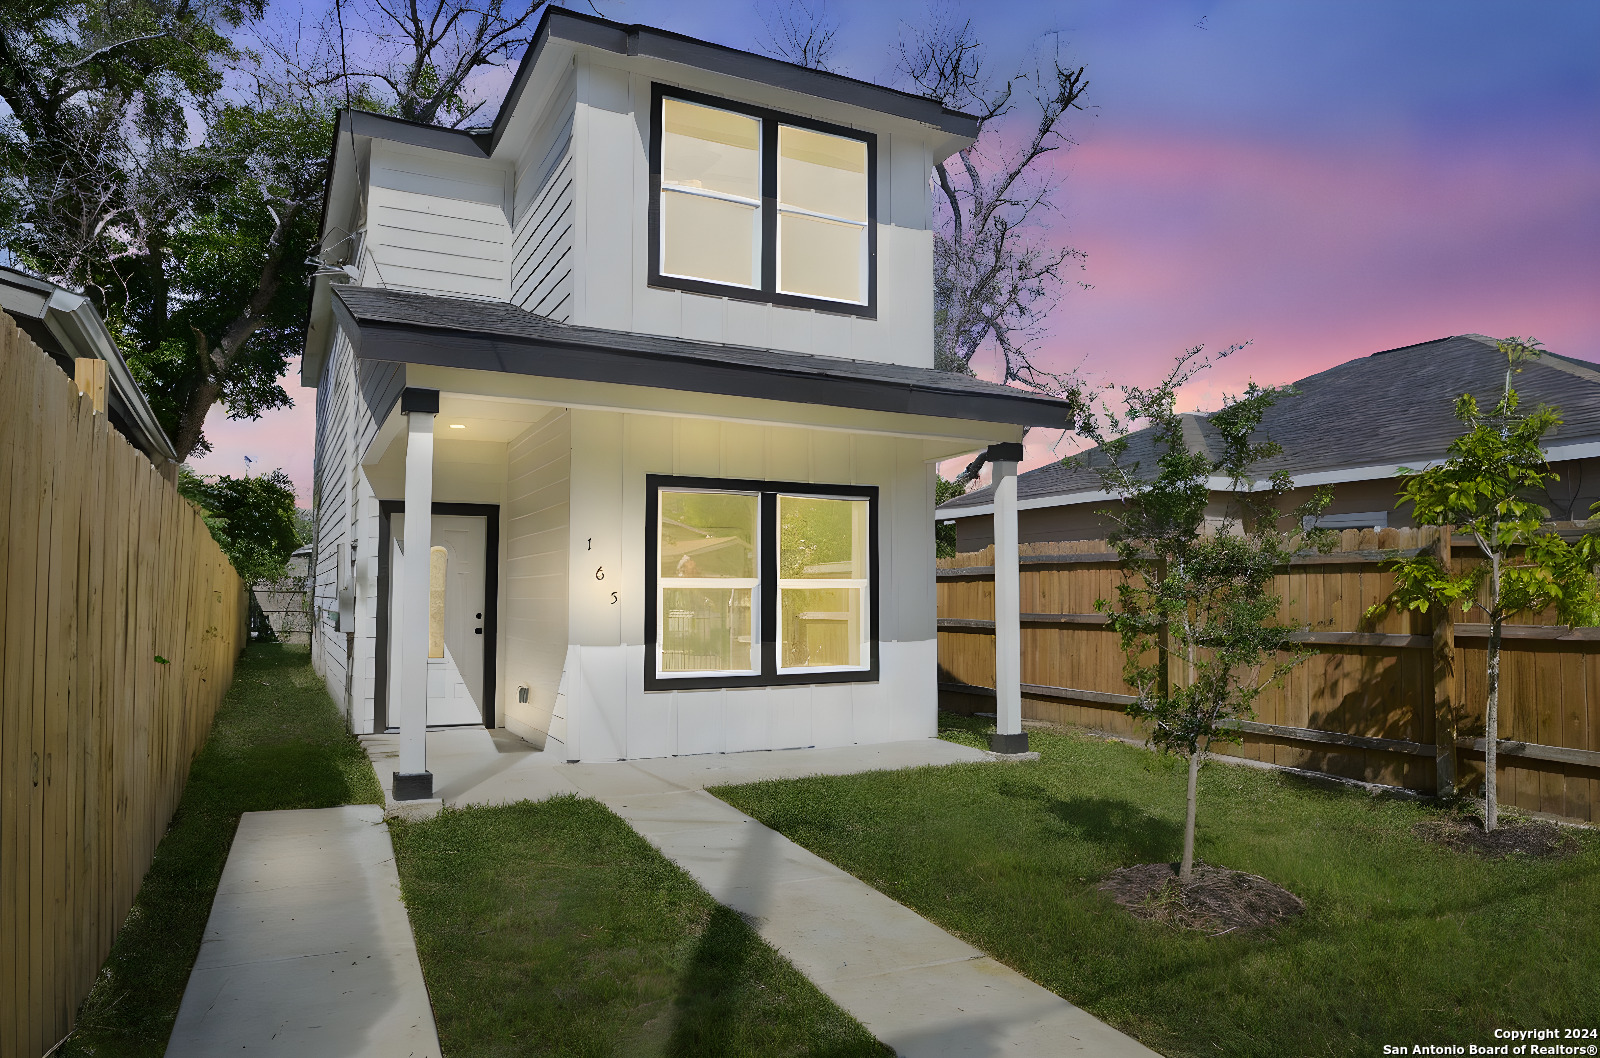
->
[644,474,880,690]
[647,83,878,319]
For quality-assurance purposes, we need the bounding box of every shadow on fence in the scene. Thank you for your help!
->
[936,530,1600,824]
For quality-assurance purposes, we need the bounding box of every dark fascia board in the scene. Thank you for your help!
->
[339,108,490,158]
[330,294,1073,430]
[488,7,980,156]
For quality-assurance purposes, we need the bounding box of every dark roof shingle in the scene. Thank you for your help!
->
[941,335,1600,511]
[332,286,1080,429]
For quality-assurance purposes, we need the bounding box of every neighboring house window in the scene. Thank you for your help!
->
[649,85,877,317]
[646,475,879,689]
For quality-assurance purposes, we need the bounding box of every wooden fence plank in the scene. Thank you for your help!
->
[938,534,1600,823]
[0,313,248,1055]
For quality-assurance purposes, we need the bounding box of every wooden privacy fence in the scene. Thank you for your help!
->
[1,312,249,1057]
[937,529,1600,825]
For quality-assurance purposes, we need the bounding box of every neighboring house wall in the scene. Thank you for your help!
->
[364,140,512,301]
[502,410,572,744]
[559,409,938,761]
[950,456,1600,551]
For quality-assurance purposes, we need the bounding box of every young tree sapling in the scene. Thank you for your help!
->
[1086,346,1331,881]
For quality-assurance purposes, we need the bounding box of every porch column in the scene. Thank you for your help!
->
[395,387,438,800]
[988,442,1028,754]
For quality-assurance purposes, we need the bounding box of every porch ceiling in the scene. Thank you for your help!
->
[331,286,1081,431]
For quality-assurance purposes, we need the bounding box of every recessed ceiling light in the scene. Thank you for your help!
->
[448,423,466,429]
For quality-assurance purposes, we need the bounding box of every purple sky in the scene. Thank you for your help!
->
[188,0,1600,498]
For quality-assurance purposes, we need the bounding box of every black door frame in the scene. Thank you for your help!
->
[375,501,501,731]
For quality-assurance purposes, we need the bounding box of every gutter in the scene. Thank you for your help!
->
[38,284,178,464]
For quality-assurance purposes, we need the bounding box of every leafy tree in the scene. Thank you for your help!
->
[0,0,346,460]
[179,466,305,583]
[935,476,967,558]
[1086,347,1331,881]
[1373,338,1600,830]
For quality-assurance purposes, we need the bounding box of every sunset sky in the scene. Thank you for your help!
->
[187,0,1600,500]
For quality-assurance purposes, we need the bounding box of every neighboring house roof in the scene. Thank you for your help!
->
[0,265,178,464]
[940,334,1600,517]
[333,286,1080,429]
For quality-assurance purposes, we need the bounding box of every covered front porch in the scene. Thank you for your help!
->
[338,287,1062,799]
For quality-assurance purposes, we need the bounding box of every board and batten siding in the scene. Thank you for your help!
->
[558,408,938,761]
[363,140,512,301]
[567,55,937,368]
[501,411,572,747]
[512,75,576,320]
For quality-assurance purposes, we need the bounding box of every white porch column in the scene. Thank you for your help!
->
[988,442,1028,754]
[395,387,438,800]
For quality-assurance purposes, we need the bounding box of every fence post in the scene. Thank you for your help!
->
[1432,526,1458,795]
[73,357,107,415]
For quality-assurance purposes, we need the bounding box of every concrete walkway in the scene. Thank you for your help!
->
[364,731,1157,1057]
[165,805,441,1058]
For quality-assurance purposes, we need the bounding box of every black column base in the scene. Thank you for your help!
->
[989,732,1030,754]
[393,770,434,800]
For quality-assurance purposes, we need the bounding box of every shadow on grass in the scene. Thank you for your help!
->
[991,779,1183,867]
[665,906,891,1058]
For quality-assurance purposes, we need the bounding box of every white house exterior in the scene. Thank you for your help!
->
[304,10,1071,795]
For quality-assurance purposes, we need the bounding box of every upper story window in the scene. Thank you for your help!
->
[650,86,876,317]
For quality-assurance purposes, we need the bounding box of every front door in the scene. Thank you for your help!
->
[390,512,488,726]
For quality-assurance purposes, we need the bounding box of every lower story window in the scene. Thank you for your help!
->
[647,476,878,689]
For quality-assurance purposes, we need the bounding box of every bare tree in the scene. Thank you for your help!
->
[325,0,586,126]
[757,0,840,71]
[899,8,1089,396]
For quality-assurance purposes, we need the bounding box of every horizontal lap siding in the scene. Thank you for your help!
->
[512,90,575,321]
[365,143,511,302]
[1,312,247,1055]
[937,528,1600,823]
[311,332,354,703]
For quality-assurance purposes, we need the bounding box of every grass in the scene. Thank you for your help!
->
[389,797,890,1058]
[711,714,1600,1058]
[60,643,383,1057]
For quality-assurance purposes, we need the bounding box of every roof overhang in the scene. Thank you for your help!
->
[0,265,177,463]
[332,288,1076,430]
[491,8,981,159]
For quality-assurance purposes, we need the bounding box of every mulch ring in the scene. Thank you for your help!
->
[1099,863,1304,934]
[1413,815,1575,858]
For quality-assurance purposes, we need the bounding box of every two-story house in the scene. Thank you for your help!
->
[304,9,1074,797]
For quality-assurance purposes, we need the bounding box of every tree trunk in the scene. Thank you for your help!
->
[1179,748,1200,882]
[1432,526,1458,795]
[1485,609,1502,831]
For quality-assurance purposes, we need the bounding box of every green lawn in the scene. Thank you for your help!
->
[61,643,383,1058]
[390,797,889,1058]
[712,715,1600,1058]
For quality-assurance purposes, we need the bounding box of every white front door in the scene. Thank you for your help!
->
[390,512,488,727]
